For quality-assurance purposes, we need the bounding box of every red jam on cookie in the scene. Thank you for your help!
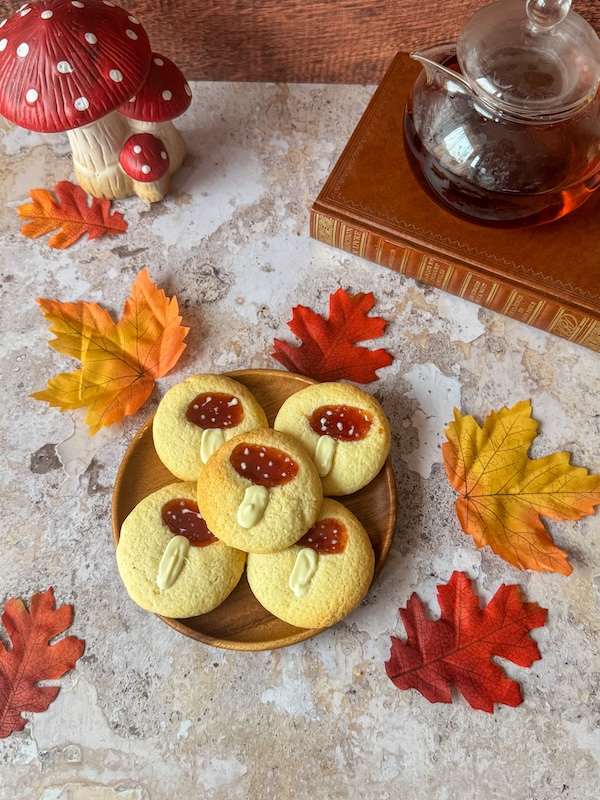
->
[309,405,372,441]
[230,443,299,488]
[186,392,244,429]
[161,498,218,547]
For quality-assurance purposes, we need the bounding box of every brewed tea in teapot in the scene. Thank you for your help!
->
[404,0,600,226]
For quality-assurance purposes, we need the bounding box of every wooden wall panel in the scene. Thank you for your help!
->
[2,0,599,83]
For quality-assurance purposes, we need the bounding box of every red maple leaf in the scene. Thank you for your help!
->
[385,572,547,713]
[0,588,85,738]
[272,288,393,383]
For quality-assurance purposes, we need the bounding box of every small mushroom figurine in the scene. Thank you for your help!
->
[118,53,192,175]
[119,133,170,203]
[0,0,192,202]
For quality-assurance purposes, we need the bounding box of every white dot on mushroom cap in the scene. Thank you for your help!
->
[109,69,123,82]
[133,145,142,154]
[161,151,167,159]
[126,29,138,40]
[71,1,85,7]
[153,57,164,66]
[25,88,38,103]
[128,96,136,102]
[162,90,172,101]
[74,97,89,111]
[103,1,115,5]
[128,15,140,24]
[57,61,73,74]
[0,19,6,28]
[20,8,31,15]
[141,165,151,175]
[0,39,6,52]
[184,84,192,96]
[17,43,29,57]
[85,32,97,44]
[40,10,53,19]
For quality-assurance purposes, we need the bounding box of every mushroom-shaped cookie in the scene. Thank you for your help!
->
[0,0,152,199]
[119,133,170,202]
[274,382,391,496]
[197,429,323,554]
[116,482,246,618]
[118,53,192,174]
[153,374,269,481]
[247,498,375,628]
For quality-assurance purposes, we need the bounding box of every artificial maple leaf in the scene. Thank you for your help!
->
[0,587,85,738]
[272,288,393,383]
[442,400,600,575]
[31,269,188,435]
[385,571,547,713]
[16,180,127,249]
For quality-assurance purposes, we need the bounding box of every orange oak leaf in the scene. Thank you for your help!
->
[442,400,600,575]
[16,180,127,249]
[272,288,393,383]
[0,588,85,738]
[31,269,189,435]
[385,571,547,713]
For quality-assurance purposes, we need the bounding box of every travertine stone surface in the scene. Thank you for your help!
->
[1,81,599,800]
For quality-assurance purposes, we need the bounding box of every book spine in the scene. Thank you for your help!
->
[310,209,600,354]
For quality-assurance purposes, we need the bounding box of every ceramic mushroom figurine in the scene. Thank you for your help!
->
[118,53,192,175]
[0,0,192,202]
[119,133,170,203]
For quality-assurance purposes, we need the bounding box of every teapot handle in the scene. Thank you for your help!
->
[526,0,570,30]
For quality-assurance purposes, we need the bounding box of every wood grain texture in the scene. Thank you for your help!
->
[112,369,397,651]
[2,1,598,83]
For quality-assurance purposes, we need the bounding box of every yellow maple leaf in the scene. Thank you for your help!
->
[442,400,600,575]
[31,269,189,435]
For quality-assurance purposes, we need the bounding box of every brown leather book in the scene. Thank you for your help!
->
[310,52,600,354]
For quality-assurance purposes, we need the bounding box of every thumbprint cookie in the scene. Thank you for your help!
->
[246,498,375,628]
[196,428,323,554]
[273,382,390,495]
[116,482,246,618]
[153,374,268,481]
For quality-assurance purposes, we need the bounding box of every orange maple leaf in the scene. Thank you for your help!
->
[16,180,127,249]
[31,269,189,434]
[0,588,85,739]
[442,400,600,574]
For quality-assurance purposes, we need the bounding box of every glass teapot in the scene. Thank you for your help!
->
[404,0,600,226]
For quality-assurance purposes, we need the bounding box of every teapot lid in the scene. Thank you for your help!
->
[456,0,600,116]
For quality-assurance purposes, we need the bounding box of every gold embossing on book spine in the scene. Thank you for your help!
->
[417,256,454,290]
[577,319,600,352]
[501,290,547,324]
[548,308,590,341]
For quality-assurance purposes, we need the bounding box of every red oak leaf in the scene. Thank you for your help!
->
[272,288,393,383]
[385,572,547,713]
[0,588,85,738]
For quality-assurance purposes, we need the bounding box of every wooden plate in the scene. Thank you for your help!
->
[112,369,397,650]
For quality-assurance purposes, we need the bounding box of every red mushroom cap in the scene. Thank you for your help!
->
[119,132,170,181]
[118,52,192,123]
[0,0,152,133]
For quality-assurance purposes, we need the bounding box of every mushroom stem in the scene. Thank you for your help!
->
[131,175,170,203]
[117,116,187,174]
[67,111,132,199]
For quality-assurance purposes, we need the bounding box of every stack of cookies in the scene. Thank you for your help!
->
[116,373,391,630]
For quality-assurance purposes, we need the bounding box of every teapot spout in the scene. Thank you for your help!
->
[410,43,472,93]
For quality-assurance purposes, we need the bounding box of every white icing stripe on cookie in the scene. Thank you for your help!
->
[156,535,190,590]
[200,428,226,463]
[237,485,269,528]
[313,434,336,477]
[289,547,319,597]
